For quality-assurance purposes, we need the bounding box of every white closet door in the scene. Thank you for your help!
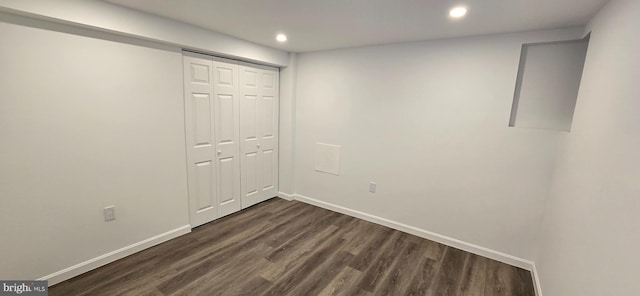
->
[212,58,242,217]
[183,54,218,227]
[240,64,279,208]
[258,68,279,199]
[239,66,261,208]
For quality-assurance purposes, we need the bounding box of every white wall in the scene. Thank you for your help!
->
[293,28,584,261]
[0,17,189,281]
[278,53,297,196]
[536,0,640,295]
[0,0,289,66]
[513,39,588,131]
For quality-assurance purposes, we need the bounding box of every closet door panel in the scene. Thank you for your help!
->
[259,69,279,198]
[240,65,279,207]
[213,59,241,217]
[184,54,218,227]
[239,66,263,207]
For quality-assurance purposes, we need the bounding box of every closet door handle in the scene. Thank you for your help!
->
[257,143,261,149]
[217,149,222,155]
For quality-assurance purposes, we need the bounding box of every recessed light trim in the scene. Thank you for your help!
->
[449,6,468,18]
[276,34,287,42]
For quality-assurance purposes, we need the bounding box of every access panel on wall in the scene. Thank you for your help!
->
[183,52,279,227]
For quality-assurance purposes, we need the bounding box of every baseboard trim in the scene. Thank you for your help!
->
[277,192,295,201]
[531,262,543,296]
[38,225,191,286]
[293,193,534,271]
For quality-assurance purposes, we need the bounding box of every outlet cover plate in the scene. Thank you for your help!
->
[104,206,115,221]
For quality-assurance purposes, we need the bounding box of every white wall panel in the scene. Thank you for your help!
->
[293,28,584,261]
[0,20,189,281]
[536,0,640,295]
[278,53,298,195]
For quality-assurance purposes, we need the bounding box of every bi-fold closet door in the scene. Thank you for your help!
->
[238,63,279,209]
[183,52,279,227]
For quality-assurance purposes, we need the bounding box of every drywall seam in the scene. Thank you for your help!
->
[38,225,191,286]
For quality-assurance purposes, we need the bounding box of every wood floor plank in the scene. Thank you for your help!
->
[348,226,395,271]
[169,202,310,273]
[377,241,426,296]
[317,266,363,296]
[50,198,536,296]
[424,240,448,261]
[341,220,379,255]
[232,276,273,296]
[287,250,355,296]
[405,256,439,296]
[158,232,276,295]
[484,258,517,296]
[263,207,342,248]
[264,222,339,263]
[357,230,406,292]
[265,201,310,224]
[89,267,178,296]
[427,247,468,296]
[170,249,272,296]
[514,267,536,296]
[159,211,274,272]
[132,288,166,296]
[458,254,489,296]
[259,235,346,296]
[74,256,173,296]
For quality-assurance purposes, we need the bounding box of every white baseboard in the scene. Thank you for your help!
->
[293,193,535,271]
[277,192,295,201]
[531,262,543,296]
[38,225,191,286]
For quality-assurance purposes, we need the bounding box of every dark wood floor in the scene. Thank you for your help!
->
[50,198,534,296]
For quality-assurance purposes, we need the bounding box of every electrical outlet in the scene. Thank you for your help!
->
[369,182,377,193]
[104,206,116,221]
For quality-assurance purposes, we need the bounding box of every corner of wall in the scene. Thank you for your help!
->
[531,262,544,296]
[277,192,295,201]
[278,52,298,194]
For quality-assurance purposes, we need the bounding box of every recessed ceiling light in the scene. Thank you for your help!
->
[449,6,468,18]
[276,34,287,42]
